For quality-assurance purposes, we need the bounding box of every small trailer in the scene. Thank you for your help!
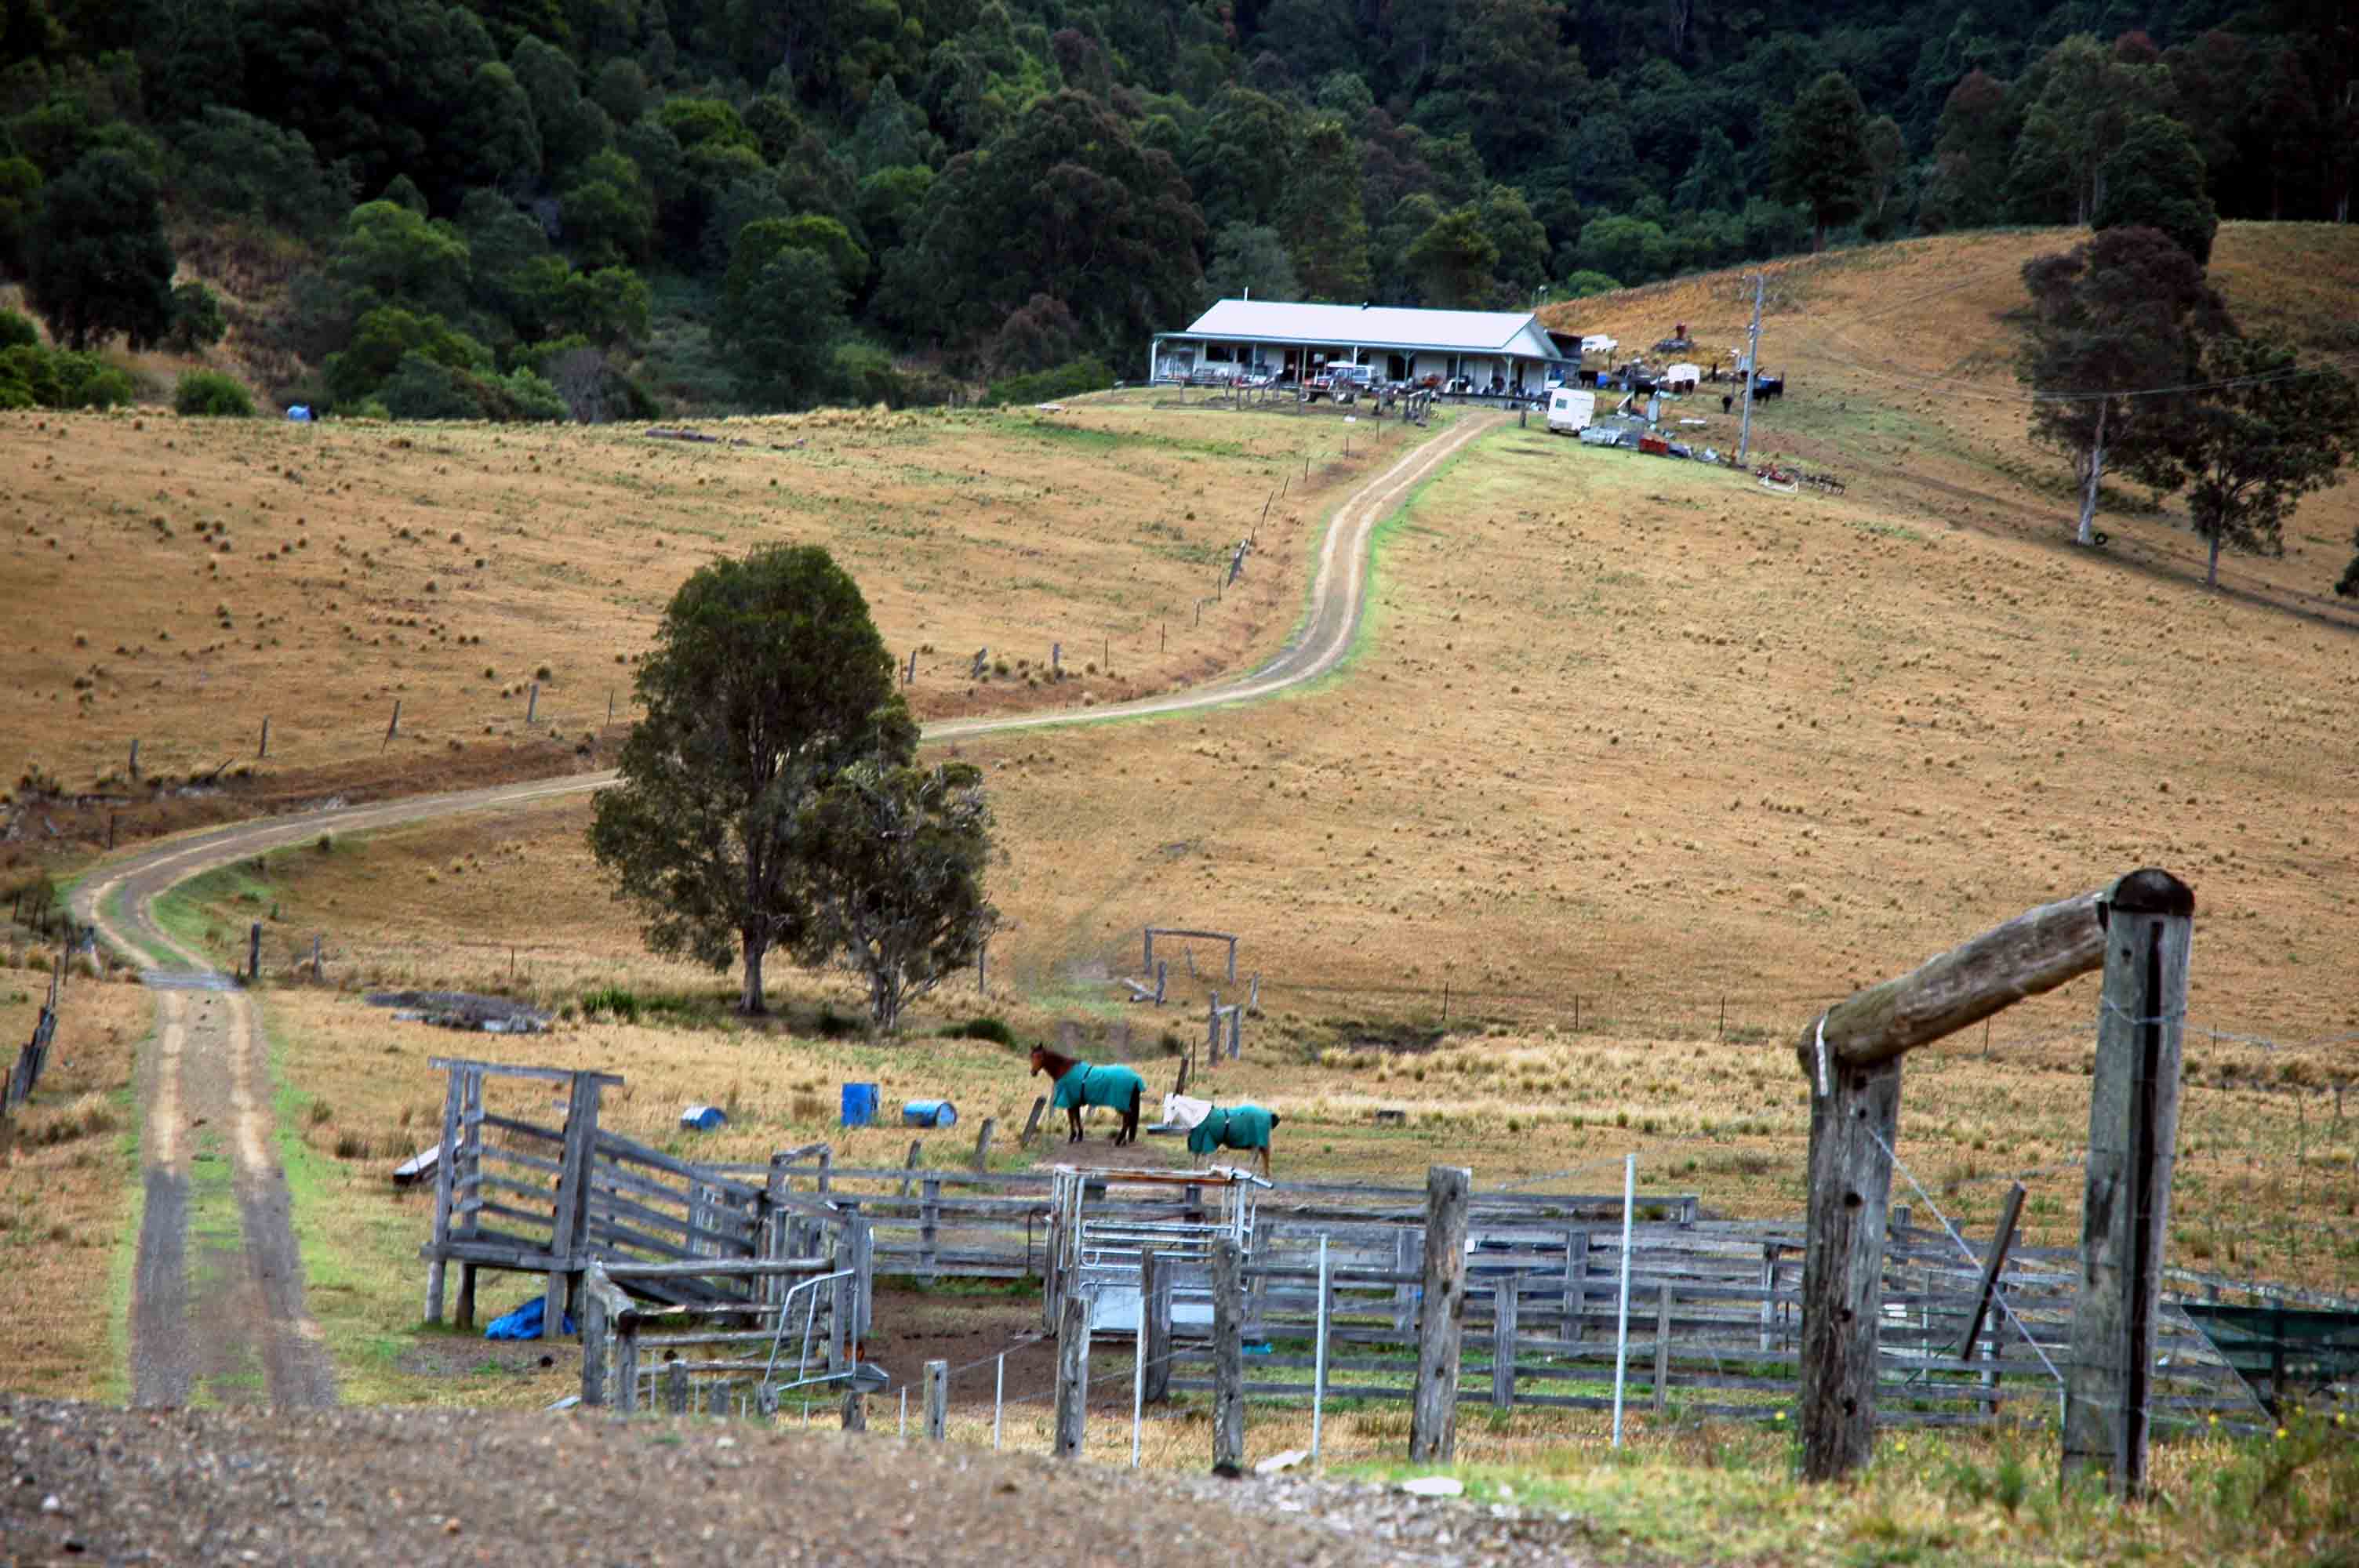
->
[1546,387,1596,434]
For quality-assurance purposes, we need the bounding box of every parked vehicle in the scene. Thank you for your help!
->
[1546,387,1596,434]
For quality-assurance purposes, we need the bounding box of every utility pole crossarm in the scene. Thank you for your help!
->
[1796,885,2116,1078]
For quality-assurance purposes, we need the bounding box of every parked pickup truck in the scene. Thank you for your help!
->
[1305,362,1375,404]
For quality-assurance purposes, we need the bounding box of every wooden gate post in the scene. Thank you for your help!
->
[1053,1287,1091,1459]
[1211,1237,1246,1475]
[2063,870,2194,1497]
[1408,1164,1471,1463]
[1797,1053,1903,1481]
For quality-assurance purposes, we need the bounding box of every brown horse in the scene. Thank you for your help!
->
[1029,1044,1146,1145]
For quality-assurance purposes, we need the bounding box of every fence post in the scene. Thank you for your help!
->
[1211,1237,1246,1476]
[580,1261,613,1406]
[924,1359,948,1440]
[383,699,399,750]
[526,682,539,724]
[663,1361,689,1414]
[1408,1165,1470,1463]
[841,1388,867,1431]
[972,1116,995,1173]
[1142,1248,1173,1403]
[1652,1282,1674,1414]
[2063,870,2194,1498]
[1797,1051,1902,1480]
[1565,1229,1589,1344]
[1760,1244,1779,1352]
[246,921,261,982]
[595,1306,632,1415]
[1311,1235,1331,1463]
[1155,960,1167,1004]
[1054,1287,1091,1460]
[311,933,323,983]
[1020,1095,1046,1149]
[128,737,140,781]
[1491,1278,1517,1409]
[921,1177,941,1281]
[1612,1152,1634,1446]
[258,716,270,759]
[1227,1006,1241,1062]
[423,1062,462,1323]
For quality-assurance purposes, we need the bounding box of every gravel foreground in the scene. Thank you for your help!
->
[2,1397,1612,1567]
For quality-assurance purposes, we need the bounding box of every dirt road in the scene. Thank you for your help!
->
[67,408,1501,1410]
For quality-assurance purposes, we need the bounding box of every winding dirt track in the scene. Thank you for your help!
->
[69,408,1503,1408]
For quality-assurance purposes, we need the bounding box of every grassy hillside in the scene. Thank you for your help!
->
[2,398,1412,802]
[119,227,2359,1316]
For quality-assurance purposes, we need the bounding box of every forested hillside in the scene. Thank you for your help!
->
[0,0,2350,416]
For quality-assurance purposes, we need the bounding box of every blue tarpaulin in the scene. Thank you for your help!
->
[485,1297,576,1340]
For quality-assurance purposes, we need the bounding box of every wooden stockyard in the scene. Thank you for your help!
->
[413,1051,2276,1436]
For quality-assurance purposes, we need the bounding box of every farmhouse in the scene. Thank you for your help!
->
[1150,299,1579,394]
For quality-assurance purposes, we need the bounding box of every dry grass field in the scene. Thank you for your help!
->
[0,956,151,1399]
[0,397,1414,804]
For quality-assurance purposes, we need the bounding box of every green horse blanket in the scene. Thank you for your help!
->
[1052,1062,1146,1112]
[1187,1104,1275,1155]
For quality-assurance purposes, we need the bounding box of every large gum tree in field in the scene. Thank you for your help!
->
[587,544,916,1015]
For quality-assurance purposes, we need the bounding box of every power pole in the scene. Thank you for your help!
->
[1736,272,1764,466]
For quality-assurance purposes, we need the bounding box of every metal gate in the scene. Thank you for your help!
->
[1045,1165,1268,1334]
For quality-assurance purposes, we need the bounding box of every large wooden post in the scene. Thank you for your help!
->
[1797,1052,1902,1479]
[1791,879,2141,1482]
[1409,1164,1471,1463]
[1053,1287,1091,1459]
[1211,1238,1246,1475]
[2063,870,2194,1497]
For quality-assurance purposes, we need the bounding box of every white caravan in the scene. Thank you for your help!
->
[1546,387,1596,434]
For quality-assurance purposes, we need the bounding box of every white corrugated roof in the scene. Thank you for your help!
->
[1178,299,1548,354]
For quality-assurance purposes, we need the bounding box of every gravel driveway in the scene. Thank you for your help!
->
[1,1396,1612,1567]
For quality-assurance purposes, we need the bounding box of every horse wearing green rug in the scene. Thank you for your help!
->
[1030,1044,1145,1145]
[1186,1103,1280,1178]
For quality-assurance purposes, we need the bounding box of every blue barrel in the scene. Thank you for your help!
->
[901,1099,958,1129]
[841,1083,879,1127]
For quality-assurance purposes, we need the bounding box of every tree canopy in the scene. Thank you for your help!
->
[1,0,2350,417]
[24,150,174,350]
[587,544,917,1016]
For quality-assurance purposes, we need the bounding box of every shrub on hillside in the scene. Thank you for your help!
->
[166,281,227,353]
[0,308,35,350]
[986,355,1109,406]
[943,1016,1016,1046]
[0,342,134,408]
[174,368,254,416]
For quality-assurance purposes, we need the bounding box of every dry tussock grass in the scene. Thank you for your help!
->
[0,982,153,1399]
[1,400,1406,795]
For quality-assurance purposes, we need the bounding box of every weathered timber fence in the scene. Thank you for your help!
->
[420,1057,842,1338]
[1794,869,2201,1494]
[1,947,67,1123]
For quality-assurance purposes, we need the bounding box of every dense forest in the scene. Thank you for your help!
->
[0,0,2350,416]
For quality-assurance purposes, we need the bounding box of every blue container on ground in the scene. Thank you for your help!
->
[841,1083,879,1127]
[902,1098,958,1129]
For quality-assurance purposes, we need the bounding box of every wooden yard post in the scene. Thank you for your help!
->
[841,1388,867,1430]
[1054,1287,1091,1460]
[1019,1095,1046,1149]
[526,682,539,724]
[921,1177,942,1281]
[245,921,261,982]
[258,716,270,759]
[898,1140,923,1196]
[1565,1229,1589,1344]
[972,1116,995,1172]
[1652,1282,1674,1414]
[1211,1237,1246,1476]
[1792,877,2142,1483]
[1797,1053,1902,1479]
[1142,1248,1174,1403]
[580,1262,616,1406]
[925,1359,949,1440]
[1491,1279,1518,1408]
[424,1062,463,1323]
[663,1360,689,1414]
[1227,1005,1241,1061]
[311,934,323,982]
[128,738,140,781]
[383,699,399,750]
[1409,1165,1471,1463]
[2063,870,2194,1498]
